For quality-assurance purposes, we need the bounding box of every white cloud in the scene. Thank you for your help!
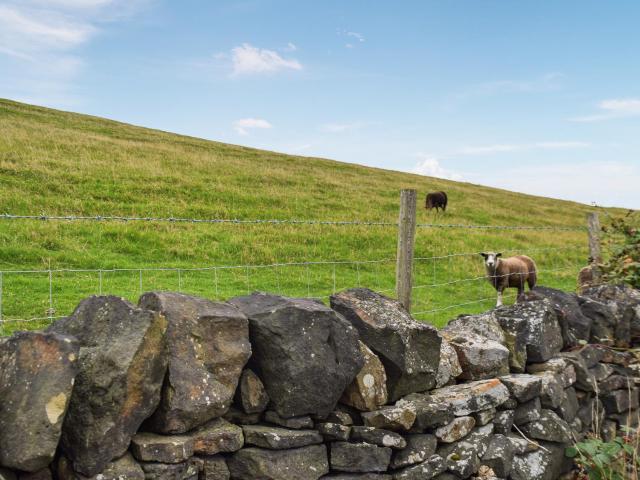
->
[347,31,365,42]
[283,42,297,52]
[570,98,640,122]
[233,118,273,135]
[230,43,302,76]
[457,141,590,156]
[452,73,564,104]
[412,155,463,181]
[320,122,365,133]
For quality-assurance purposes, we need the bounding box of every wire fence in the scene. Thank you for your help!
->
[0,211,590,335]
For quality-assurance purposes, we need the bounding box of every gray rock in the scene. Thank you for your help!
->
[230,293,363,418]
[321,475,391,480]
[197,455,229,480]
[578,296,620,346]
[602,419,617,442]
[237,369,269,414]
[0,331,78,473]
[498,374,542,403]
[17,470,51,480]
[556,387,579,422]
[510,441,566,480]
[493,304,528,372]
[241,425,322,449]
[317,422,351,441]
[222,407,260,425]
[390,434,437,469]
[139,292,251,433]
[227,445,329,480]
[189,418,244,455]
[361,403,417,432]
[601,388,639,413]
[324,409,355,426]
[498,397,518,410]
[446,311,507,344]
[351,426,406,449]
[139,460,198,480]
[558,352,597,391]
[493,410,514,435]
[341,342,389,412]
[428,379,510,416]
[577,394,605,430]
[506,433,540,454]
[582,284,640,346]
[440,331,509,381]
[514,397,541,425]
[437,440,480,478]
[532,372,564,409]
[463,424,495,457]
[400,393,454,429]
[264,410,314,429]
[574,344,605,368]
[474,407,496,426]
[330,442,392,473]
[48,296,168,476]
[482,434,514,478]
[494,299,563,363]
[435,338,462,388]
[599,374,633,391]
[435,416,476,443]
[130,432,194,463]
[392,455,446,479]
[330,288,441,401]
[519,409,572,443]
[57,453,145,480]
[590,363,614,382]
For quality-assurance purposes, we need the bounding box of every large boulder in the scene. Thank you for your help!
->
[230,293,363,418]
[341,341,388,412]
[439,331,509,381]
[583,284,640,344]
[493,299,563,364]
[139,292,251,433]
[227,445,329,480]
[524,286,592,347]
[47,296,168,476]
[0,332,78,472]
[330,288,441,401]
[445,311,506,344]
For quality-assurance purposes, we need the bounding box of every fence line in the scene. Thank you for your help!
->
[0,213,587,231]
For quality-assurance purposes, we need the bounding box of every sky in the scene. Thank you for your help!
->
[1,0,639,209]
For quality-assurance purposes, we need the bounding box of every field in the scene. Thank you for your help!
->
[0,98,613,334]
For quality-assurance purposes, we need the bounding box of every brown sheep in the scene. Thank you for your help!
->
[480,252,537,307]
[425,191,448,212]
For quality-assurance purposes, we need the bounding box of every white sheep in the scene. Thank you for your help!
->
[480,252,537,307]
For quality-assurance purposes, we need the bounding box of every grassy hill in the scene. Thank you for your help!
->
[0,98,611,333]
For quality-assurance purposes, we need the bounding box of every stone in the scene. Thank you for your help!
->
[599,374,633,391]
[494,299,563,363]
[602,420,617,442]
[241,425,323,449]
[578,297,619,346]
[392,455,446,479]
[524,286,592,347]
[47,296,168,476]
[198,455,229,480]
[582,284,640,345]
[492,303,528,372]
[510,441,566,480]
[0,331,78,473]
[601,388,639,413]
[264,410,314,429]
[390,434,437,469]
[230,293,363,418]
[139,292,251,433]
[435,338,462,388]
[526,357,570,375]
[514,397,541,425]
[577,395,605,430]
[17,470,51,480]
[428,379,510,416]
[558,352,597,391]
[474,408,496,426]
[506,433,540,454]
[237,369,269,414]
[361,402,417,432]
[351,426,406,449]
[321,475,391,480]
[435,416,476,443]
[498,397,518,410]
[481,434,514,478]
[437,440,481,478]
[57,453,144,480]
[556,387,579,422]
[227,445,329,480]
[532,372,564,409]
[324,409,355,426]
[440,331,509,381]
[341,342,388,411]
[463,424,495,457]
[317,422,351,441]
[139,461,198,480]
[519,409,572,443]
[222,407,260,425]
[130,432,194,463]
[575,344,605,368]
[498,374,542,403]
[189,418,244,455]
[400,393,454,429]
[590,363,614,382]
[598,346,635,366]
[330,442,392,473]
[493,410,514,435]
[445,311,507,344]
[330,288,441,401]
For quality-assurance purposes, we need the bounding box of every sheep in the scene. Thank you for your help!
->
[480,252,537,307]
[425,191,448,212]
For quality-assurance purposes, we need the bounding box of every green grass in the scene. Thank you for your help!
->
[0,98,616,334]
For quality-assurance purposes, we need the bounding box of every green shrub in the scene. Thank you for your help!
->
[599,210,640,289]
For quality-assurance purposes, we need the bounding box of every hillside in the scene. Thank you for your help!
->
[0,98,613,331]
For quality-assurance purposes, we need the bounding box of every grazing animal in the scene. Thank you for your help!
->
[425,191,448,212]
[480,252,537,307]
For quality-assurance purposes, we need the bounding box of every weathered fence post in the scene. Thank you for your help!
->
[587,212,602,264]
[396,189,417,311]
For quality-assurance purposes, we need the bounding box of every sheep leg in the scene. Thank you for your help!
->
[496,289,504,307]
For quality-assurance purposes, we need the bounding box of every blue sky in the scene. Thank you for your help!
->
[1,1,639,208]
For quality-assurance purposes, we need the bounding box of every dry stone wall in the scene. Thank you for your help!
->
[0,284,639,480]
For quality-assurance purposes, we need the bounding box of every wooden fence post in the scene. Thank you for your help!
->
[396,189,417,311]
[587,212,602,264]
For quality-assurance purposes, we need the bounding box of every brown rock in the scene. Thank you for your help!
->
[341,341,388,411]
[237,369,269,414]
